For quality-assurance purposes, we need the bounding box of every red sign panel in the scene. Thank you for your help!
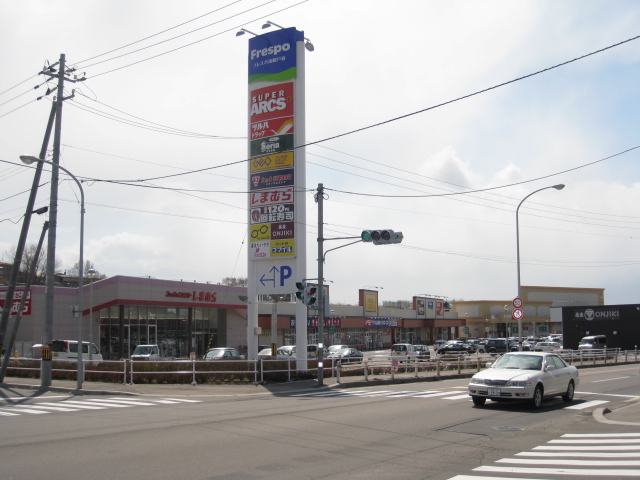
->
[249,82,294,124]
[250,186,294,207]
[0,290,31,315]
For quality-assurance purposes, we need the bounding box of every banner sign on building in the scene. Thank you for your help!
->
[307,317,342,328]
[0,290,31,315]
[364,318,399,327]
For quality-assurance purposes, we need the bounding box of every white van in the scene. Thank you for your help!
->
[131,344,160,360]
[578,335,607,350]
[52,340,103,361]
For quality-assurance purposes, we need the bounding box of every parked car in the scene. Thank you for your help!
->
[534,341,562,352]
[467,352,579,408]
[437,341,474,355]
[413,344,431,360]
[476,338,510,354]
[391,343,419,361]
[578,335,607,350]
[203,348,244,360]
[131,344,160,360]
[51,339,103,361]
[433,340,447,350]
[326,347,363,363]
[273,345,329,359]
[327,344,349,354]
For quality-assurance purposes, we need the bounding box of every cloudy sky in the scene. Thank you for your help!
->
[1,0,639,306]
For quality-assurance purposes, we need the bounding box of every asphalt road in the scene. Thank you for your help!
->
[0,364,638,480]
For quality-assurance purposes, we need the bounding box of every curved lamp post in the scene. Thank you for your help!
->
[20,155,86,389]
[516,184,565,350]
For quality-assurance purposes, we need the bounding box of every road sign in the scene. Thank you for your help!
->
[513,297,523,308]
[512,308,524,320]
[254,259,295,295]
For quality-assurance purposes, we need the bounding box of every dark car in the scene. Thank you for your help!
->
[476,338,511,354]
[413,344,431,360]
[437,341,475,355]
[326,347,363,363]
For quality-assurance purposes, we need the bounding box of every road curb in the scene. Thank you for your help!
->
[593,398,640,426]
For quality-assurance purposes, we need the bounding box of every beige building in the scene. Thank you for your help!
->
[453,286,605,339]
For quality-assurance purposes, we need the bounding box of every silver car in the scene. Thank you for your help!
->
[467,352,579,409]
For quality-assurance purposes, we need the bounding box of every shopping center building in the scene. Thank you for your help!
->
[2,277,605,358]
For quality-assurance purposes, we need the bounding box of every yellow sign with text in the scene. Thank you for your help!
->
[250,152,294,173]
[365,294,377,313]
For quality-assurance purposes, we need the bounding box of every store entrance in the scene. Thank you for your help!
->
[125,325,157,357]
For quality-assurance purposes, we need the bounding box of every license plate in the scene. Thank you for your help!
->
[488,388,501,396]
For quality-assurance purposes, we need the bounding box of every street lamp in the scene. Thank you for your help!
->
[516,184,565,350]
[21,155,86,389]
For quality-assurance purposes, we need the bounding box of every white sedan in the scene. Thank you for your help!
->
[467,352,579,409]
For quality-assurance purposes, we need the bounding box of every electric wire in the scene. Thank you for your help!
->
[74,0,245,66]
[87,0,308,78]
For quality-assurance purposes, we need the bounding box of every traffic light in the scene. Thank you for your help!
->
[361,229,403,245]
[304,286,317,306]
[295,282,306,301]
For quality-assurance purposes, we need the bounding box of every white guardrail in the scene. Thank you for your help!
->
[2,349,638,385]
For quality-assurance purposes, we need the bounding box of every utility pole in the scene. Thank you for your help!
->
[38,53,83,387]
[0,98,56,365]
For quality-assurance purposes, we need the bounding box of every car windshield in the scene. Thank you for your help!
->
[334,348,350,355]
[206,350,226,358]
[133,346,153,355]
[493,354,543,371]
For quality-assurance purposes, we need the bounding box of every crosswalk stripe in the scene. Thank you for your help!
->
[411,391,466,398]
[162,398,201,403]
[518,451,640,458]
[0,397,202,418]
[497,458,640,466]
[475,465,640,476]
[85,398,158,406]
[563,433,640,438]
[13,403,84,412]
[1,407,48,414]
[444,394,471,400]
[448,476,531,480]
[60,401,131,408]
[564,399,610,410]
[550,438,640,444]
[535,445,640,451]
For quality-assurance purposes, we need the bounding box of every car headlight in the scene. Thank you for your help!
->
[470,376,485,385]
[506,380,533,387]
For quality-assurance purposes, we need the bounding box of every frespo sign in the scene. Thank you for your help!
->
[247,27,304,269]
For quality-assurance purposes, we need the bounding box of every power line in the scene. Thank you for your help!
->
[74,0,245,66]
[87,0,308,78]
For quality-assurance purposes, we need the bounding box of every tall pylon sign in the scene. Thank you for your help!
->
[244,26,308,362]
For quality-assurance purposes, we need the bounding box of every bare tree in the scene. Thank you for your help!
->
[221,277,248,287]
[67,260,106,279]
[3,243,62,285]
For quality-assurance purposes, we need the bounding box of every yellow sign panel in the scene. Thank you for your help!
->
[365,294,377,313]
[250,223,271,242]
[250,152,294,173]
[271,239,295,257]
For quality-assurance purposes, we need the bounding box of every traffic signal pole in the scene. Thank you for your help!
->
[316,183,325,386]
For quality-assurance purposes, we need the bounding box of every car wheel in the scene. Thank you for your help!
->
[562,380,575,402]
[530,385,543,409]
[489,348,497,354]
[472,396,486,406]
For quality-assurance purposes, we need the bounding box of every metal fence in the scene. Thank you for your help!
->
[2,349,638,386]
